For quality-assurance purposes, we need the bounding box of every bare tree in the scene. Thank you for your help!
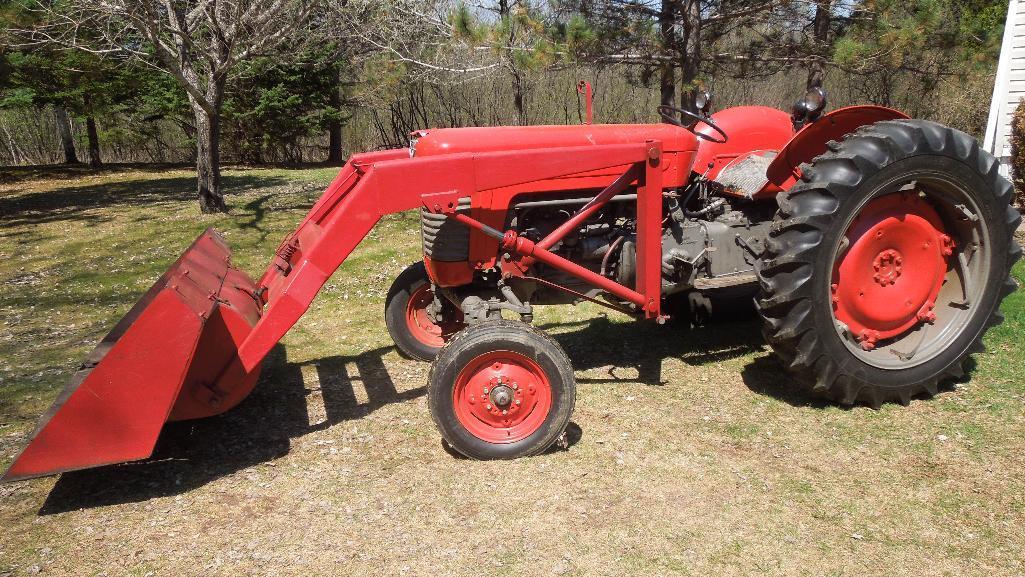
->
[32,1,316,212]
[340,1,561,127]
[572,0,786,114]
[495,0,527,125]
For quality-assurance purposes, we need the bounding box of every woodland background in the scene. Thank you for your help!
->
[0,0,1010,209]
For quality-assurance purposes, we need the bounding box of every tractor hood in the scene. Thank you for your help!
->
[411,123,698,158]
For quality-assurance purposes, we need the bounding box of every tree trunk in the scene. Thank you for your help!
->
[86,117,102,168]
[497,0,526,126]
[679,0,702,113]
[511,68,526,125]
[192,103,226,213]
[806,0,831,89]
[659,0,677,110]
[327,121,343,163]
[327,66,344,163]
[54,107,78,164]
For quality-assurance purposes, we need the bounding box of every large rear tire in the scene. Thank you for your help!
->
[428,320,576,459]
[756,120,1021,407]
[385,262,464,361]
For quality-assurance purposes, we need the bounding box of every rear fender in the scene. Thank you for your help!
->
[765,105,910,188]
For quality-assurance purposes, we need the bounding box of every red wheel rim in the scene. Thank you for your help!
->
[452,350,553,444]
[832,192,953,350]
[405,283,461,348]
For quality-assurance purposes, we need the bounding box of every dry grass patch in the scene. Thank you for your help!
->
[1,168,1023,576]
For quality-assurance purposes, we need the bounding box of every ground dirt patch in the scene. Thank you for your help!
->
[1,168,1024,576]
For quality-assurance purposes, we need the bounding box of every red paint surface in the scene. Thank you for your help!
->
[445,152,666,319]
[414,123,694,157]
[406,284,445,347]
[831,193,952,349]
[423,257,474,286]
[3,230,262,481]
[405,283,464,348]
[242,140,680,376]
[766,106,909,187]
[692,106,794,198]
[577,80,593,124]
[452,350,553,443]
[7,126,702,480]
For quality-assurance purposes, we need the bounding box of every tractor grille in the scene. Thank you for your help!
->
[421,198,471,261]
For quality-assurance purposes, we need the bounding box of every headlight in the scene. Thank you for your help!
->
[791,87,828,127]
[803,87,827,118]
[408,130,429,157]
[695,90,712,116]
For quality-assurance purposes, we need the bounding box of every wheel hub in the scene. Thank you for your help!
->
[489,384,514,408]
[832,193,953,350]
[452,352,552,444]
[872,249,903,286]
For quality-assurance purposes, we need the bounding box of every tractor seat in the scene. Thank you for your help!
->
[715,150,777,198]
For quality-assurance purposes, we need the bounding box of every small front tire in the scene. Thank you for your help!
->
[428,320,576,459]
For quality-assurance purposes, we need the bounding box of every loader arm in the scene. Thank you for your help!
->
[239,142,666,371]
[4,140,670,481]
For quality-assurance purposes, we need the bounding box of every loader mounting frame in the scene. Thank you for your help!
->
[3,139,672,480]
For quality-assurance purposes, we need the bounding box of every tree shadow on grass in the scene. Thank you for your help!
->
[37,343,416,514]
[237,192,316,245]
[0,174,291,229]
[543,309,893,409]
[0,163,193,187]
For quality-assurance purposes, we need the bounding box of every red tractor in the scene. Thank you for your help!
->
[4,88,1020,479]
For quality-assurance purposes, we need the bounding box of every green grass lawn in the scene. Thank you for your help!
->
[1,166,1024,576]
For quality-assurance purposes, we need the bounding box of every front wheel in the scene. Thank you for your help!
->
[385,262,465,361]
[756,120,1021,407]
[428,320,576,459]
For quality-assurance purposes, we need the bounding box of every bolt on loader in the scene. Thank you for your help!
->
[4,87,1020,479]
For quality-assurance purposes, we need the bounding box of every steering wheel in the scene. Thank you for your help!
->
[657,104,728,144]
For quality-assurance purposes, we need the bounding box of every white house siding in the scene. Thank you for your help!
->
[985,0,1023,177]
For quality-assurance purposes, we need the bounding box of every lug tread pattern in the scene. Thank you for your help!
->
[755,120,1021,407]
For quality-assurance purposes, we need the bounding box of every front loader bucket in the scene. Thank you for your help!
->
[2,229,263,482]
